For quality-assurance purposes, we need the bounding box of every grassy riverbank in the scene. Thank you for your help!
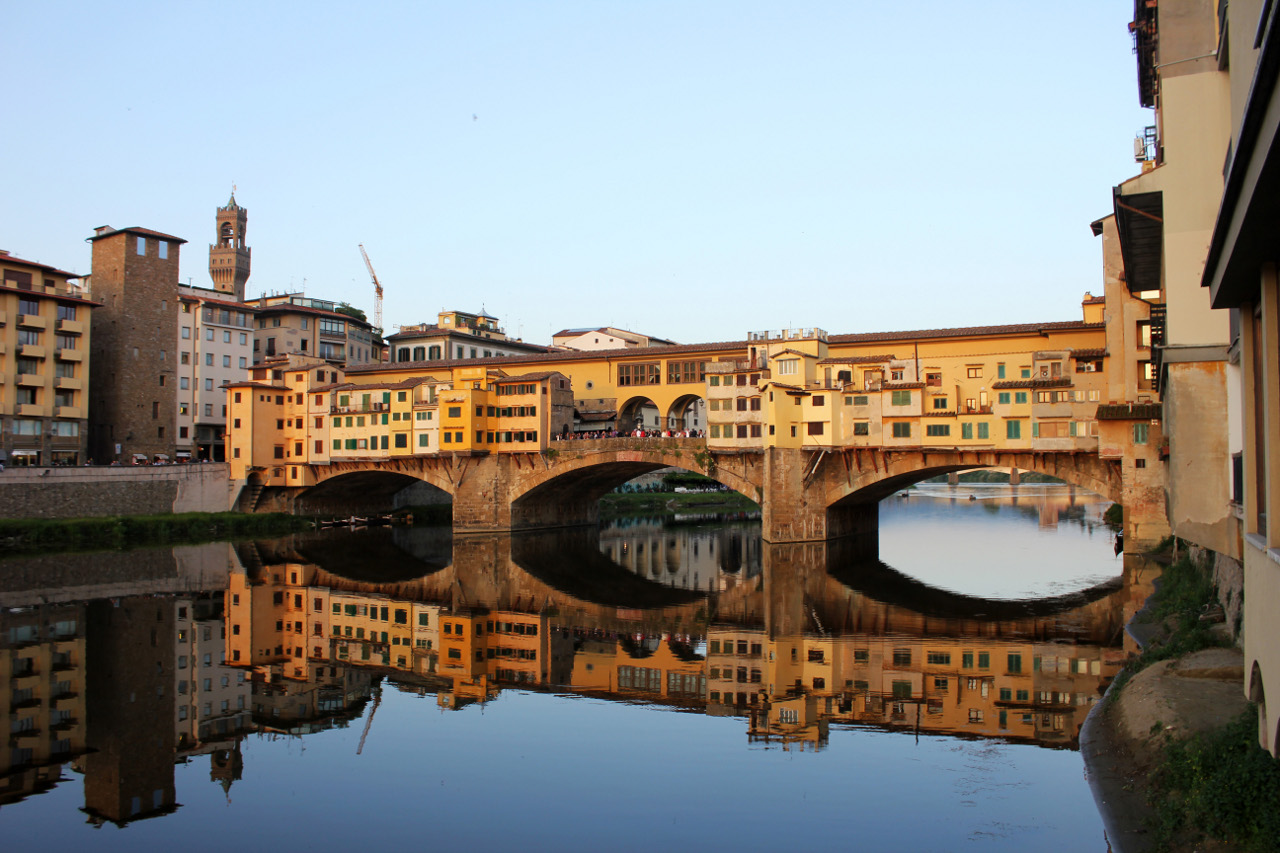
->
[1098,544,1279,852]
[0,512,314,555]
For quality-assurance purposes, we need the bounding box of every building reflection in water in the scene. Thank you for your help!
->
[0,519,1143,819]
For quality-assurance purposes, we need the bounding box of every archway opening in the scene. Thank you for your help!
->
[618,395,660,434]
[666,394,705,434]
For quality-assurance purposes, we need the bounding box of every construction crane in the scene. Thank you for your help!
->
[356,682,382,755]
[359,243,383,333]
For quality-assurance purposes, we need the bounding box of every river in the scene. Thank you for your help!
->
[0,484,1147,851]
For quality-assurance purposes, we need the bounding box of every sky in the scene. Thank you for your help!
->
[5,2,1151,346]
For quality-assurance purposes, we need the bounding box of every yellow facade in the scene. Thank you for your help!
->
[0,252,95,465]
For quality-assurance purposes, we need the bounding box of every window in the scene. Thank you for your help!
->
[777,358,798,376]
[1007,654,1022,674]
[926,424,950,436]
[890,390,911,406]
[1133,423,1149,445]
[967,367,982,378]
[1015,392,1027,404]
[932,397,948,409]
[962,422,973,439]
[180,377,189,390]
[852,395,868,406]
[977,422,989,439]
[925,372,941,387]
[892,422,911,438]
[892,649,911,666]
[806,422,824,435]
[617,362,660,386]
[927,651,951,665]
[853,422,869,435]
[1006,420,1021,439]
[447,406,461,418]
[997,392,1010,405]
[136,235,146,255]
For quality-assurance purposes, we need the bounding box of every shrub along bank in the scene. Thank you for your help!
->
[0,512,313,555]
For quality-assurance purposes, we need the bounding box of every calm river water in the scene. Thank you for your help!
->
[0,484,1149,851]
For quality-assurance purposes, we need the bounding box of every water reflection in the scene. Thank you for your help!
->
[0,514,1145,824]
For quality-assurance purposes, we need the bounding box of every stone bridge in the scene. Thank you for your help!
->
[254,436,1156,547]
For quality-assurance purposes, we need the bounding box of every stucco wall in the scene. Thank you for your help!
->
[0,463,236,519]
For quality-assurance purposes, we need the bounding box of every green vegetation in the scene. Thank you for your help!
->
[1149,710,1280,852]
[0,512,313,556]
[1107,548,1230,701]
[1104,502,1123,526]
[333,301,367,322]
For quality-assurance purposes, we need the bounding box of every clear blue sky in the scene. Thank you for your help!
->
[6,2,1150,345]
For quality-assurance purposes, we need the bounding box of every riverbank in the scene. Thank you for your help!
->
[0,511,313,556]
[1082,548,1279,852]
[597,490,758,519]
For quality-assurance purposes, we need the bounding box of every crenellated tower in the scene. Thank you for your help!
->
[208,193,251,300]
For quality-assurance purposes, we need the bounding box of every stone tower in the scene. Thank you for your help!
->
[208,193,251,300]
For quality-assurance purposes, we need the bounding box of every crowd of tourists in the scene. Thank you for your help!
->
[553,428,705,441]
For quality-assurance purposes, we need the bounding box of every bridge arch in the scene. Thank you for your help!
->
[507,442,760,531]
[299,464,456,515]
[819,450,1121,512]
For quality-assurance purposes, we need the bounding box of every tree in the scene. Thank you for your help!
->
[334,302,367,322]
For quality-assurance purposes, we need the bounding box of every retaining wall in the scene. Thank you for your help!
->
[0,464,237,519]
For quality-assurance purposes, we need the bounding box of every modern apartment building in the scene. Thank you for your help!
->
[0,251,96,466]
[175,286,256,461]
[246,293,383,366]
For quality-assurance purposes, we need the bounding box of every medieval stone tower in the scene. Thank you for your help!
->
[208,193,251,300]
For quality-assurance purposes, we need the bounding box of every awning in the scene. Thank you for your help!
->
[153,454,170,461]
[1113,189,1163,294]
[11,450,37,457]
[175,451,192,458]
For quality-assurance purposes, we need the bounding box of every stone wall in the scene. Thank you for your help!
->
[0,463,236,519]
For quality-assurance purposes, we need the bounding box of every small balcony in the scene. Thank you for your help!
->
[54,348,82,362]
[16,403,47,417]
[55,318,84,335]
[16,373,42,387]
[54,405,82,419]
[18,344,45,359]
[54,376,82,390]
[16,314,46,330]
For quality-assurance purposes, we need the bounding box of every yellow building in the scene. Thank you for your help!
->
[227,354,574,486]
[0,251,96,466]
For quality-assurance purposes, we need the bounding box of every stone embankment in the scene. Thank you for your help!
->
[0,464,236,518]
[1083,640,1247,852]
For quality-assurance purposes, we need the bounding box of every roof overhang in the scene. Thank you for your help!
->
[1203,3,1280,308]
[1113,188,1163,294]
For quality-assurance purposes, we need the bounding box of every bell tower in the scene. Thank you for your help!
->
[208,192,251,300]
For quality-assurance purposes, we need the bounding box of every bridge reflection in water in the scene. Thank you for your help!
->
[0,520,1154,822]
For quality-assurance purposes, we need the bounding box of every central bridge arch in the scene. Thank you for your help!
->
[506,439,762,531]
